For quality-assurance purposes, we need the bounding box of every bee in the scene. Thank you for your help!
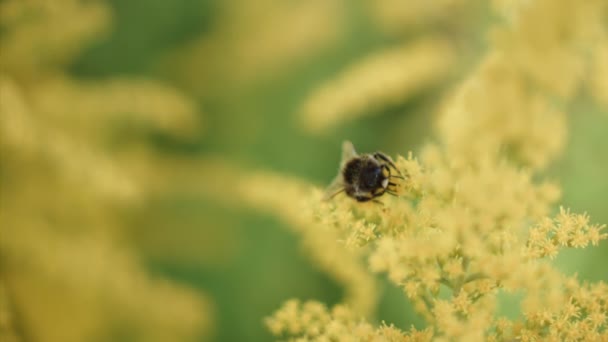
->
[324,141,404,202]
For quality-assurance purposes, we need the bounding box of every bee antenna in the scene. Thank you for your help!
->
[323,188,345,201]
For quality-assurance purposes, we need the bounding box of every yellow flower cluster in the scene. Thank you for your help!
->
[300,38,455,133]
[490,0,605,99]
[261,0,608,340]
[266,299,432,342]
[438,55,568,170]
[238,142,604,340]
[261,151,607,341]
[371,148,604,340]
[525,207,607,259]
[511,277,608,342]
[439,0,608,170]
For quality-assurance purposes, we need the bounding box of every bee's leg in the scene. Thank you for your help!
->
[383,179,399,195]
[373,187,386,197]
[381,165,391,180]
[324,188,345,201]
[385,190,399,197]
[368,191,386,204]
[387,182,399,194]
[381,166,404,182]
[374,152,404,178]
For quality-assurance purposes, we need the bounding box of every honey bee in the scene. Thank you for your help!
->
[324,141,404,202]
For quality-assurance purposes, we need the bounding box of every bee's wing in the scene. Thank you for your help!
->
[340,140,358,166]
[322,141,357,201]
[322,173,344,201]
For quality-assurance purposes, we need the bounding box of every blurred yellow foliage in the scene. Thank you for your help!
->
[0,0,110,79]
[367,0,468,37]
[300,38,456,133]
[238,173,377,317]
[592,42,608,107]
[161,0,346,95]
[0,0,211,341]
[249,0,608,340]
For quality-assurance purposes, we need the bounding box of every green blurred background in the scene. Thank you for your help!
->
[2,0,607,341]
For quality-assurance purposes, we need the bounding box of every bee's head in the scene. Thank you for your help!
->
[360,162,387,190]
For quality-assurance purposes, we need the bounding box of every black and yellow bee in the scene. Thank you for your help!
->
[324,141,404,202]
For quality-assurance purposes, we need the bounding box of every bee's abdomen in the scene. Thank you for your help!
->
[342,159,363,184]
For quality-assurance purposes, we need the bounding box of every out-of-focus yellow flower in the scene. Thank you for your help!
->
[438,53,568,170]
[237,173,378,317]
[591,39,608,108]
[30,77,203,139]
[161,0,345,95]
[300,38,455,133]
[0,0,110,79]
[491,0,607,99]
[439,0,608,170]
[0,0,211,340]
[366,0,469,37]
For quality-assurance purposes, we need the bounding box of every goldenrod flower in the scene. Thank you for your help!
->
[300,38,455,133]
[263,0,608,340]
